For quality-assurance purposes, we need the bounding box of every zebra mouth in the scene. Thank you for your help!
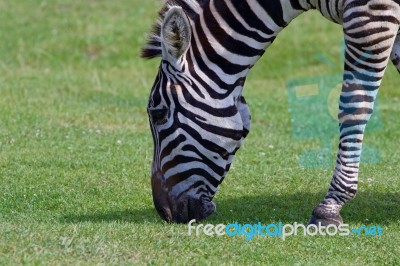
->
[153,192,216,223]
[151,170,217,223]
[187,197,216,222]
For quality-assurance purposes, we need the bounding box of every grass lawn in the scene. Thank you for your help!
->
[0,1,399,265]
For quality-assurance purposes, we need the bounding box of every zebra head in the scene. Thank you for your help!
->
[143,6,251,223]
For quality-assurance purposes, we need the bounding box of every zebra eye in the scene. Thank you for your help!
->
[148,108,168,125]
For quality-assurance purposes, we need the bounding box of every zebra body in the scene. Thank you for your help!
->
[142,0,400,223]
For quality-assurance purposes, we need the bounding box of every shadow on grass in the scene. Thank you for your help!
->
[61,208,159,224]
[62,191,400,225]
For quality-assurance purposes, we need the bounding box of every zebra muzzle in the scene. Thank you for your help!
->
[152,189,216,223]
[151,171,216,223]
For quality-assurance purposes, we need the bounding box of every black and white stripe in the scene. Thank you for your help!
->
[142,0,400,223]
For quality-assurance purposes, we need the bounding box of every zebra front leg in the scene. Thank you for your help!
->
[391,33,400,73]
[310,15,399,226]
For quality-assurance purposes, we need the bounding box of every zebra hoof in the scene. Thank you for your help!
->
[309,204,343,226]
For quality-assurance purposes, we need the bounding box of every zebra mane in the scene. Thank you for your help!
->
[141,0,204,59]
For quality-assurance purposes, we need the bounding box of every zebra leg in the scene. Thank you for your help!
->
[310,17,399,226]
[391,32,400,73]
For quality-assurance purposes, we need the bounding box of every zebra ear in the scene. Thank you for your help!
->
[161,7,191,61]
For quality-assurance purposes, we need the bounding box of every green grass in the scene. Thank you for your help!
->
[0,1,399,265]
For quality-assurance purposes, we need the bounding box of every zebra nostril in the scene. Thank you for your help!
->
[152,180,174,223]
[153,198,173,223]
[163,207,173,223]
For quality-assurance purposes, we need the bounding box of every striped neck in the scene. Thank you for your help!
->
[181,0,312,93]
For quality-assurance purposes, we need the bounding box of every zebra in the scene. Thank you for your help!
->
[142,0,400,224]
